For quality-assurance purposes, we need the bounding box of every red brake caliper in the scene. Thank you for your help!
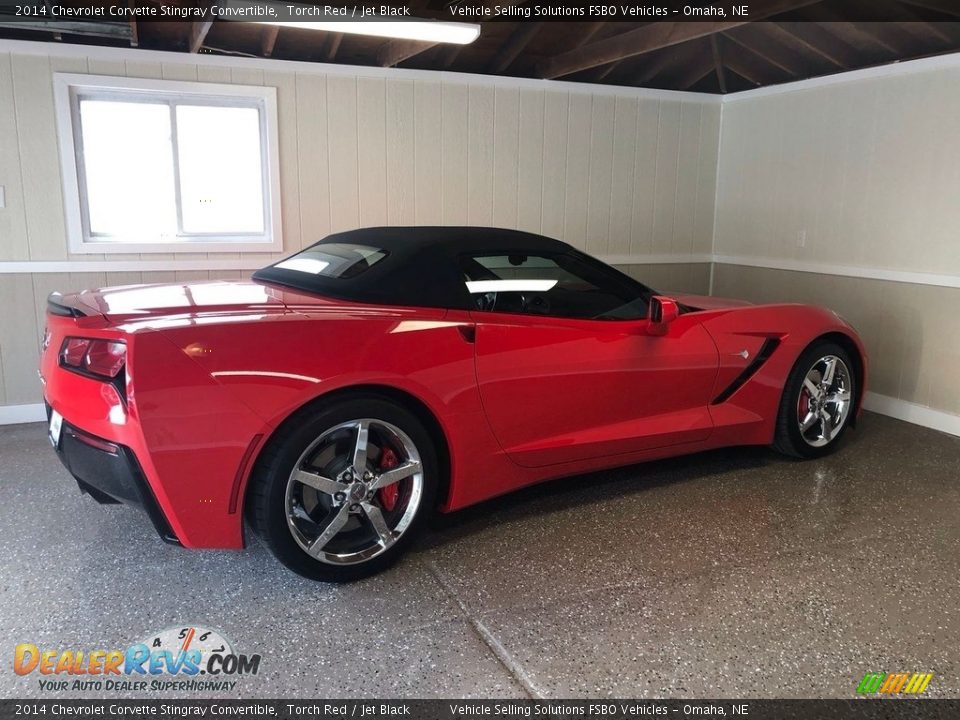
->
[378,447,400,512]
[799,388,810,420]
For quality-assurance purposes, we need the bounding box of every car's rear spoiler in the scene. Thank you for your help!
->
[47,292,89,318]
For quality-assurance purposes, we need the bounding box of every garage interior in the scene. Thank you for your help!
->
[1,7,960,699]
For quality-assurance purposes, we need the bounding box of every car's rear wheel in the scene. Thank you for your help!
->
[248,396,438,582]
[773,341,857,459]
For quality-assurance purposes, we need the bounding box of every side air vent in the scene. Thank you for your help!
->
[711,338,780,405]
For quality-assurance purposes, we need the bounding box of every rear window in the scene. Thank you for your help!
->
[273,243,388,278]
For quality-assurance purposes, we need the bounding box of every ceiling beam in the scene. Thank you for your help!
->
[758,22,844,69]
[676,44,716,90]
[261,25,280,57]
[722,33,796,81]
[536,0,820,78]
[772,21,861,68]
[436,43,464,69]
[846,0,959,46]
[899,0,960,18]
[710,34,727,93]
[846,0,953,43]
[888,20,954,45]
[488,22,543,73]
[378,39,438,67]
[681,63,718,91]
[0,20,131,41]
[574,22,607,49]
[539,21,740,79]
[633,49,685,85]
[324,33,343,62]
[632,41,704,86]
[723,26,807,76]
[854,20,939,50]
[189,19,214,53]
[723,53,770,86]
[592,60,622,81]
[812,20,902,55]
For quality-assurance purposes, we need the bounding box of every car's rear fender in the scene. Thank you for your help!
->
[154,310,527,527]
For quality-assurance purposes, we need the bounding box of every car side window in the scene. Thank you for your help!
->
[459,253,648,320]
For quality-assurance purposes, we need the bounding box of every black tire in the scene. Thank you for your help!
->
[773,340,857,459]
[247,395,438,582]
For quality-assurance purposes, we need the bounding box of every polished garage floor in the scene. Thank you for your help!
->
[1,412,958,699]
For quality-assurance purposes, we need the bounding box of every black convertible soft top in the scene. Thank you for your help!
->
[253,226,620,310]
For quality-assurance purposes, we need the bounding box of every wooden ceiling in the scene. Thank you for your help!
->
[2,1,960,93]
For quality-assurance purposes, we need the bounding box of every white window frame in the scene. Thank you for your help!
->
[53,73,282,254]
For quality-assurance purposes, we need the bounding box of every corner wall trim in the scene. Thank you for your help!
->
[0,259,267,274]
[0,403,46,426]
[2,254,955,290]
[863,392,960,438]
[712,256,960,290]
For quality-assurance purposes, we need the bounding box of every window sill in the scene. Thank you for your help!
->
[69,239,282,254]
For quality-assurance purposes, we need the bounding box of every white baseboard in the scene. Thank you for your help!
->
[0,403,46,426]
[863,392,960,438]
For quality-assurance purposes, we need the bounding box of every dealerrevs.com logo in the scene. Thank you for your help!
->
[14,626,261,693]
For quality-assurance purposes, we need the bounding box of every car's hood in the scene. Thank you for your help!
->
[667,293,753,310]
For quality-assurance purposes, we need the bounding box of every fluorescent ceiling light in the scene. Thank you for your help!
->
[256,20,480,45]
[225,1,480,44]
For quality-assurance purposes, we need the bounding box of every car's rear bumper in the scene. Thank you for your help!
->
[47,404,180,545]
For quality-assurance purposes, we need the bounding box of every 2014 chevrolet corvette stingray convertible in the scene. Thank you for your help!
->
[41,227,867,581]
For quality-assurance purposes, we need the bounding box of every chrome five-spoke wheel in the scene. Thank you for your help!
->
[797,355,853,448]
[250,396,437,581]
[285,419,424,565]
[774,341,858,458]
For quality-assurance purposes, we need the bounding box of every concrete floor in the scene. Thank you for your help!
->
[0,412,958,699]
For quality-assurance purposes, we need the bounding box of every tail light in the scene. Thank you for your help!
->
[60,337,126,379]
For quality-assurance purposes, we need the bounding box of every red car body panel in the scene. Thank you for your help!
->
[41,279,867,550]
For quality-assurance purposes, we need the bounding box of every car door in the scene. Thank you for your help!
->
[462,253,718,468]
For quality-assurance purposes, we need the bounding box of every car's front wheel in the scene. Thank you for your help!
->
[248,396,438,582]
[773,341,857,458]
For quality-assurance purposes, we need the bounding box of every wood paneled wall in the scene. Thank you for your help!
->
[0,42,720,410]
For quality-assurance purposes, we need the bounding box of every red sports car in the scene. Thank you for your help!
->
[41,227,867,581]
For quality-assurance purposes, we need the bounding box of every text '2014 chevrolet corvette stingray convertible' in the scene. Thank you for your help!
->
[41,227,867,581]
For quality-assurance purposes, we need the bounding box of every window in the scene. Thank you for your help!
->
[273,244,389,278]
[460,253,649,320]
[54,74,281,254]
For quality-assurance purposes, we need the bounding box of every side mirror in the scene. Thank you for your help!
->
[647,296,679,336]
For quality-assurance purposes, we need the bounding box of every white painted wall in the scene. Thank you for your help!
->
[713,55,960,429]
[715,57,960,277]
